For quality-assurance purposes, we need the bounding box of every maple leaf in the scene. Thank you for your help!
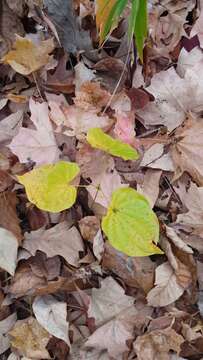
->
[3,36,55,75]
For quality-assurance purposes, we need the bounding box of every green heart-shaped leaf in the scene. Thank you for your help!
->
[17,161,80,212]
[102,187,163,256]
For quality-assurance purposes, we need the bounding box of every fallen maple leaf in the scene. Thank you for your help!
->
[134,327,184,360]
[88,276,134,326]
[3,36,55,75]
[33,295,70,346]
[171,117,203,185]
[9,317,51,358]
[23,222,84,267]
[9,98,60,165]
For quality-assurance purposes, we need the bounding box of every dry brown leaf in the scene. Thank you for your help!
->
[9,317,51,359]
[88,276,134,326]
[102,243,155,293]
[0,0,24,58]
[8,254,61,297]
[79,216,100,242]
[134,327,184,360]
[3,36,55,75]
[147,262,185,307]
[0,192,22,243]
[171,117,203,185]
[74,81,110,111]
[0,110,23,143]
[0,313,17,355]
[23,222,84,267]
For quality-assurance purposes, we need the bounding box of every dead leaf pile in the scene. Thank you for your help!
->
[0,0,203,359]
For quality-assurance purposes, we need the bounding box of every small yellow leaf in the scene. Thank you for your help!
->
[87,128,139,160]
[3,36,54,75]
[17,161,80,212]
[102,187,163,256]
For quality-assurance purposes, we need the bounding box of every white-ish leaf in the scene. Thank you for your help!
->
[147,262,184,307]
[0,228,18,275]
[33,295,70,346]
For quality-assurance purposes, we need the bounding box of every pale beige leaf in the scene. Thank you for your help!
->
[0,227,18,275]
[9,99,60,165]
[93,229,104,262]
[85,306,138,358]
[175,181,203,227]
[137,169,162,208]
[88,276,134,326]
[134,327,184,360]
[23,222,84,267]
[171,118,203,185]
[9,317,50,359]
[147,262,184,307]
[141,144,174,171]
[87,166,125,208]
[33,295,70,346]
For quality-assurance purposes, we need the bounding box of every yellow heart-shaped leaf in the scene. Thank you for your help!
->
[87,128,139,160]
[102,187,163,256]
[17,161,80,212]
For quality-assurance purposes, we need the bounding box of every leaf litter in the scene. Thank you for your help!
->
[0,0,203,359]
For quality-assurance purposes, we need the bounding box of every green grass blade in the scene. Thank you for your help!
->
[128,0,140,37]
[101,0,128,41]
[134,0,147,62]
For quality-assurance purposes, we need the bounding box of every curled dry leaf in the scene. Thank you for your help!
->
[33,295,70,346]
[3,36,55,75]
[88,276,134,326]
[9,317,51,359]
[23,222,84,267]
[134,327,184,360]
[171,117,203,185]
